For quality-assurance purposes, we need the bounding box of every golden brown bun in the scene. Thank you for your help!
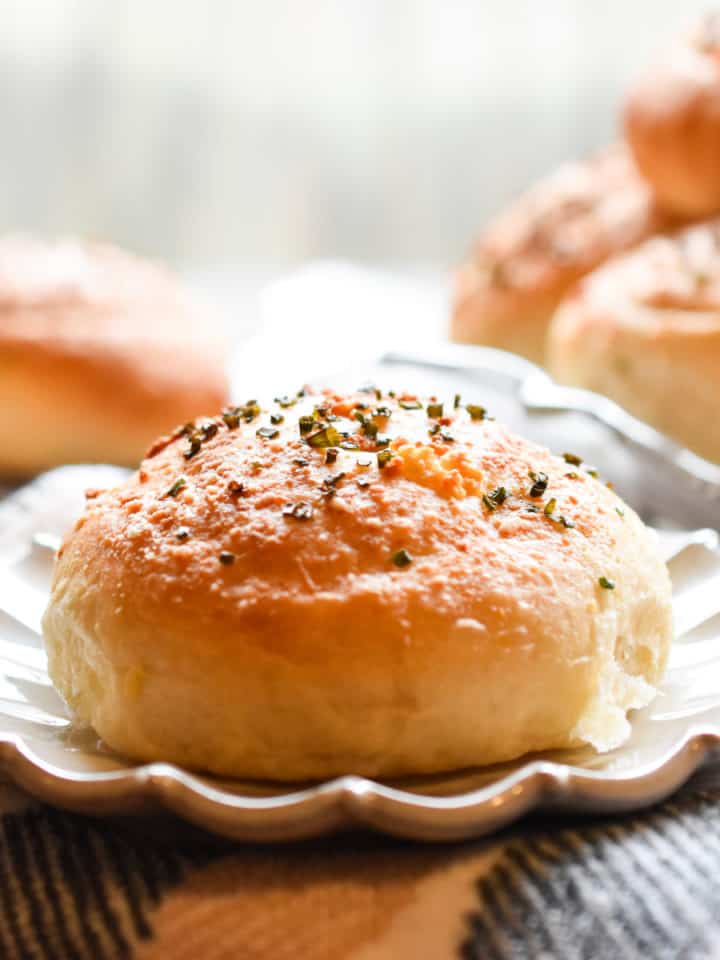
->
[549,221,720,463]
[624,16,720,218]
[0,236,228,475]
[42,391,672,780]
[451,145,671,364]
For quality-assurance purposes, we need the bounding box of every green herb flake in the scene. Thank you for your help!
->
[391,548,413,568]
[164,477,187,498]
[615,507,625,518]
[453,393,462,409]
[428,423,440,436]
[274,395,297,409]
[321,471,346,497]
[399,399,422,410]
[270,413,284,425]
[544,498,557,517]
[257,426,279,440]
[374,406,392,419]
[377,449,394,469]
[219,551,236,565]
[325,448,339,465]
[375,434,391,448]
[466,404,487,421]
[563,452,583,466]
[175,526,190,542]
[439,428,455,443]
[222,408,241,429]
[283,501,314,520]
[482,486,507,511]
[427,402,444,419]
[299,415,315,435]
[307,425,342,448]
[529,472,549,498]
[565,472,579,480]
[598,576,615,590]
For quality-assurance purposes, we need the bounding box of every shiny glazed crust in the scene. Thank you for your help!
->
[549,221,720,463]
[0,236,228,474]
[451,145,671,364]
[42,391,672,780]
[624,17,720,218]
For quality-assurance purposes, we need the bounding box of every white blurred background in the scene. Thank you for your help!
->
[0,1,711,269]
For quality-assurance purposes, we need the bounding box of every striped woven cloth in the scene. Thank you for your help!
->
[0,763,719,959]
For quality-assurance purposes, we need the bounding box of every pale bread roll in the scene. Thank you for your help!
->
[42,390,672,780]
[0,235,228,475]
[451,145,670,364]
[549,221,720,464]
[624,15,720,219]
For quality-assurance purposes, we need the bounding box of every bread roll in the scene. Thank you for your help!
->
[0,236,228,475]
[42,390,672,780]
[624,15,720,219]
[549,221,720,464]
[451,146,669,364]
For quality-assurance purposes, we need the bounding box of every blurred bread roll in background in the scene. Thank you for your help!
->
[450,145,670,364]
[549,221,720,463]
[0,236,228,475]
[624,15,720,219]
[43,390,672,780]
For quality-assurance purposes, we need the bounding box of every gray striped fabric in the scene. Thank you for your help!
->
[463,790,720,960]
[0,785,719,957]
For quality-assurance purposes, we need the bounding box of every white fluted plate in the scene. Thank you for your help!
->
[0,466,719,842]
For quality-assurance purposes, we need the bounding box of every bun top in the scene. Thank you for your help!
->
[0,234,219,346]
[574,222,720,316]
[462,146,661,298]
[63,389,637,647]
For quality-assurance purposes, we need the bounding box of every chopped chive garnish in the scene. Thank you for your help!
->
[482,486,507,511]
[257,426,279,440]
[325,448,339,464]
[219,551,236,565]
[427,402,444,418]
[377,449,393,469]
[270,413,284,425]
[299,416,315,435]
[466,404,487,421]
[544,498,557,517]
[528,471,549,498]
[563,452,582,466]
[307,426,342,448]
[391,548,413,568]
[399,399,422,410]
[598,576,615,590]
[175,527,190,542]
[615,506,625,517]
[164,477,187,498]
[439,428,455,442]
[282,502,314,520]
[274,395,296,409]
[375,434,391,448]
[453,393,461,409]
